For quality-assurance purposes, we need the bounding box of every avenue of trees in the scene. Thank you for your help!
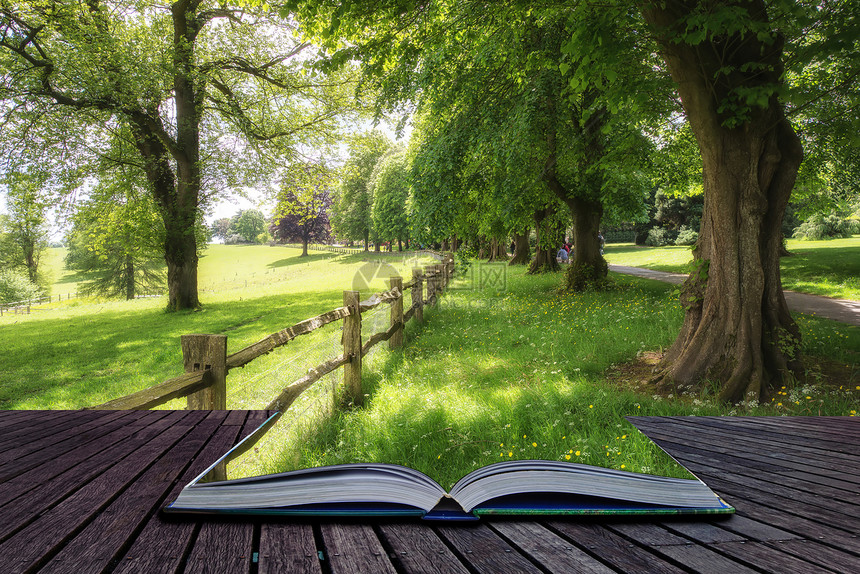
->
[286,0,859,401]
[1,1,858,401]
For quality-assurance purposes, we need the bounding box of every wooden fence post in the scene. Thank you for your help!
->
[412,267,423,323]
[425,265,436,305]
[435,264,444,299]
[342,290,363,406]
[389,276,403,349]
[182,334,227,410]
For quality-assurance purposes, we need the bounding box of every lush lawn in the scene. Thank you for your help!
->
[5,245,858,488]
[0,245,431,409]
[245,264,860,489]
[605,236,860,300]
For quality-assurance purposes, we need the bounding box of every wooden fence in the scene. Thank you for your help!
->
[91,254,455,413]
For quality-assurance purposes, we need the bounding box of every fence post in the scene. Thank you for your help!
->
[435,264,444,300]
[342,290,363,406]
[412,267,423,323]
[182,334,227,410]
[425,265,436,305]
[389,276,403,349]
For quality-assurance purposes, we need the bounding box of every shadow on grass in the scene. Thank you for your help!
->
[781,243,860,296]
[267,252,337,268]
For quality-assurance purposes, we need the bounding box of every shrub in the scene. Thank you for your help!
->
[0,269,43,305]
[792,213,856,240]
[674,225,699,246]
[645,227,673,247]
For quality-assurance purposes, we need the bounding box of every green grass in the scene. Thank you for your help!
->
[0,245,432,409]
[4,245,858,489]
[605,236,860,300]
[245,265,860,489]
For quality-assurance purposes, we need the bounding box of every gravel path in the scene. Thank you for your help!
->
[609,264,860,327]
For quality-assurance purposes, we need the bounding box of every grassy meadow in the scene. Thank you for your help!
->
[2,243,858,488]
[1,245,432,410]
[231,259,860,488]
[605,235,860,300]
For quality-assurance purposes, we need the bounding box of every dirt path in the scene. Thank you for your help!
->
[609,264,860,327]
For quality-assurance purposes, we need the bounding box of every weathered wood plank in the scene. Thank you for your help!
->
[689,471,860,535]
[91,369,211,410]
[183,411,278,574]
[266,354,349,411]
[358,287,401,313]
[0,410,84,439]
[0,409,109,453]
[361,322,400,357]
[0,410,141,480]
[226,305,351,369]
[0,411,207,573]
[645,541,765,574]
[490,521,616,574]
[595,521,760,574]
[377,523,470,574]
[389,276,404,349]
[435,524,544,574]
[660,516,791,543]
[0,410,159,508]
[184,521,255,574]
[258,524,322,574]
[37,412,232,574]
[711,541,837,574]
[343,290,363,407]
[711,416,860,444]
[767,538,860,570]
[635,418,860,472]
[113,412,262,574]
[0,411,180,541]
[320,523,397,574]
[112,424,246,573]
[183,334,228,410]
[546,522,687,574]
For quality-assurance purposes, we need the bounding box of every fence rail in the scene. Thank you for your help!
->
[91,254,455,414]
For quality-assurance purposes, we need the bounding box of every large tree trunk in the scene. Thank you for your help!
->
[562,196,608,291]
[509,231,531,265]
[643,0,803,402]
[301,238,309,257]
[541,96,607,288]
[528,209,560,274]
[488,237,509,262]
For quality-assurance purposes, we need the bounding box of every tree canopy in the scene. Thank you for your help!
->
[0,0,359,309]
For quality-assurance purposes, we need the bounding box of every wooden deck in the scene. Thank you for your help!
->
[0,412,857,573]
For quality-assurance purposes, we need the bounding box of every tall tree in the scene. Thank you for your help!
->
[0,1,357,310]
[370,147,411,251]
[639,0,816,400]
[232,209,267,244]
[209,217,233,242]
[332,131,391,250]
[0,172,50,286]
[272,161,334,256]
[65,179,166,301]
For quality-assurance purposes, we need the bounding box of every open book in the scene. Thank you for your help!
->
[165,414,734,521]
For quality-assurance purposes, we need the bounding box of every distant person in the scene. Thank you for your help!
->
[598,232,605,256]
[557,246,569,263]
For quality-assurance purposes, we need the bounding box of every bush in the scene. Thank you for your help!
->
[674,225,699,246]
[792,213,856,240]
[645,227,673,247]
[0,269,43,305]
